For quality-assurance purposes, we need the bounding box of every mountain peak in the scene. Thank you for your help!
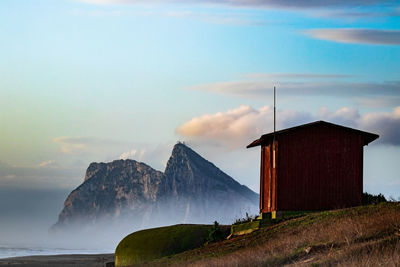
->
[166,142,217,178]
[165,142,258,204]
[53,143,258,231]
[171,142,194,156]
[171,141,193,154]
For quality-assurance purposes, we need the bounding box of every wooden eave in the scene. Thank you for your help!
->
[247,120,379,148]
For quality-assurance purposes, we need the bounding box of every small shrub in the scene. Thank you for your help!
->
[362,192,387,205]
[207,221,225,242]
[233,212,257,225]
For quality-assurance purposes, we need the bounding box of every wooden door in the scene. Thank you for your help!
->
[260,141,278,214]
[261,145,271,213]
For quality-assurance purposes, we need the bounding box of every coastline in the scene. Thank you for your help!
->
[0,253,114,267]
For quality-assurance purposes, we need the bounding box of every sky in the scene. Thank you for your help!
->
[0,0,400,233]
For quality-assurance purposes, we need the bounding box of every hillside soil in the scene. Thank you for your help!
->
[139,203,400,266]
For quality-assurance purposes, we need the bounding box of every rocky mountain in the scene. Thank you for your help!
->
[159,143,259,223]
[52,143,258,231]
[54,160,165,229]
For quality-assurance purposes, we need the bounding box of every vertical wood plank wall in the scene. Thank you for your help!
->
[260,145,271,213]
[260,124,364,212]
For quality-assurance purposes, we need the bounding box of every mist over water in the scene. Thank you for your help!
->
[0,187,258,258]
[0,188,116,257]
[0,188,128,255]
[0,188,65,257]
[49,198,258,251]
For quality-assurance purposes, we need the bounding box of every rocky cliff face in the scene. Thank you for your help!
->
[54,160,164,229]
[53,143,258,230]
[160,143,258,223]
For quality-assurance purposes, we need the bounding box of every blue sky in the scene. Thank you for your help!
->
[1,0,400,200]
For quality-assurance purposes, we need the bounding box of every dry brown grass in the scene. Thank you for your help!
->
[143,203,400,267]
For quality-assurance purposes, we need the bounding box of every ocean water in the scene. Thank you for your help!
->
[0,246,112,259]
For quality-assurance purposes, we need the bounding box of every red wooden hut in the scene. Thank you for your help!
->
[247,121,379,214]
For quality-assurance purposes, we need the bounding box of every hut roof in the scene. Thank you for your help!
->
[247,120,379,148]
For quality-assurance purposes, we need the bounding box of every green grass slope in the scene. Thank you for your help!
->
[137,203,400,266]
[115,224,218,267]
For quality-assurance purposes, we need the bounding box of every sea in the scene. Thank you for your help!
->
[0,246,112,259]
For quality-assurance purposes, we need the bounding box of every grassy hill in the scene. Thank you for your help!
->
[126,202,400,266]
[115,224,230,266]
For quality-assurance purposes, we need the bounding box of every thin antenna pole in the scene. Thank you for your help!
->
[274,86,276,133]
[269,86,276,214]
[270,86,276,214]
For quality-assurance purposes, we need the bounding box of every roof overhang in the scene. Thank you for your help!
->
[247,120,379,148]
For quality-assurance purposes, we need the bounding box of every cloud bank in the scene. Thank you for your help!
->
[189,76,400,103]
[0,161,83,189]
[177,105,400,148]
[304,29,400,46]
[79,0,398,9]
[118,143,172,170]
[52,136,173,171]
[176,105,312,149]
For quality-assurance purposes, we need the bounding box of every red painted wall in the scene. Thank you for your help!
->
[261,123,364,212]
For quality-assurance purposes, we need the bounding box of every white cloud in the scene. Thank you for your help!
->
[73,0,400,27]
[52,137,89,154]
[37,160,56,168]
[70,7,270,26]
[188,74,400,104]
[52,136,131,156]
[118,143,173,171]
[355,97,400,108]
[307,9,400,19]
[246,73,354,79]
[304,28,400,46]
[51,136,174,171]
[119,149,146,160]
[0,162,84,190]
[318,106,361,126]
[77,0,398,9]
[177,105,400,148]
[358,107,400,145]
[176,105,311,149]
[73,0,400,26]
